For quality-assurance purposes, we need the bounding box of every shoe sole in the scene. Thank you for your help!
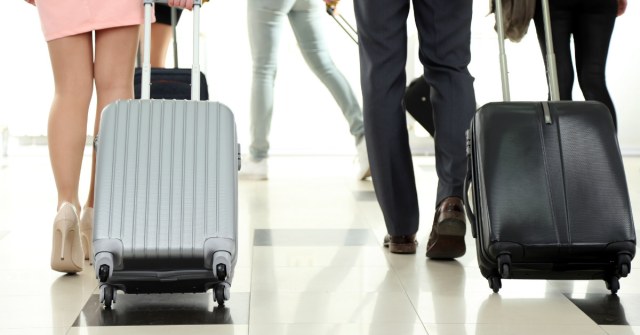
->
[358,168,371,181]
[384,241,417,254]
[389,242,417,254]
[426,219,466,259]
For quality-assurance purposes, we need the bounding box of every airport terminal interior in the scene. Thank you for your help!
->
[2,0,640,334]
[0,146,639,335]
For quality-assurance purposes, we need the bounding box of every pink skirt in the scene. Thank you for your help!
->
[36,0,152,41]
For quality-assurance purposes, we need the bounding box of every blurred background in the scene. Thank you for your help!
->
[2,0,639,158]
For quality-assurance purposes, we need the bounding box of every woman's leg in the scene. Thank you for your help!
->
[247,0,289,161]
[47,33,95,213]
[47,32,94,272]
[87,25,140,208]
[573,0,618,128]
[533,0,575,100]
[149,23,173,68]
[288,0,364,142]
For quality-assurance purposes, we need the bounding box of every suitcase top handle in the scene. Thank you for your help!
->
[141,0,204,101]
[494,0,560,102]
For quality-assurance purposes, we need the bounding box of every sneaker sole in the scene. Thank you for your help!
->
[358,168,371,181]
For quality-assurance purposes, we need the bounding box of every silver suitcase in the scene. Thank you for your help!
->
[92,0,239,309]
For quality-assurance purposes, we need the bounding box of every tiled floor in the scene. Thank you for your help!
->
[1,146,639,335]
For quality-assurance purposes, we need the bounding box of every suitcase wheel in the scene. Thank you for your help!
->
[213,282,231,307]
[497,254,511,279]
[100,284,116,309]
[489,277,502,293]
[605,277,620,295]
[616,253,632,277]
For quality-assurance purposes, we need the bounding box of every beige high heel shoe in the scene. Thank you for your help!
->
[80,206,93,265]
[51,202,84,273]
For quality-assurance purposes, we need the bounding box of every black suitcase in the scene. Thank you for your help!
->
[133,6,209,100]
[463,0,635,294]
[134,68,209,100]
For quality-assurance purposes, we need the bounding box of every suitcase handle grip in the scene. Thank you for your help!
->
[141,0,204,101]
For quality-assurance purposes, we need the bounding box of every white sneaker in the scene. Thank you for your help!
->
[239,157,268,180]
[356,138,371,180]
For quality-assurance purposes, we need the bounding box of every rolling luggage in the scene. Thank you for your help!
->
[134,67,209,100]
[133,6,209,100]
[464,0,635,294]
[92,0,239,309]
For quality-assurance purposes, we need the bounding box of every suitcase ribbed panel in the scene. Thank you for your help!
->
[554,102,635,244]
[476,103,558,246]
[94,100,237,264]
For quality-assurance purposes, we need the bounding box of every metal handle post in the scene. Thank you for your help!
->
[141,0,202,101]
[494,0,559,102]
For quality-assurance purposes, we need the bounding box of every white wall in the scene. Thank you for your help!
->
[2,0,639,154]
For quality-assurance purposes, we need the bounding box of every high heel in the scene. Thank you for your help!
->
[51,202,83,273]
[80,206,93,265]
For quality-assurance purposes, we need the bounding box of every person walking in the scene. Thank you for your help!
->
[354,0,477,257]
[25,0,193,273]
[243,0,369,181]
[533,0,627,129]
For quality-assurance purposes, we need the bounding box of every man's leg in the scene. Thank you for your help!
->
[413,0,476,259]
[354,0,419,253]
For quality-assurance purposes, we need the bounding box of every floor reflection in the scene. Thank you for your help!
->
[73,292,249,326]
[565,293,640,326]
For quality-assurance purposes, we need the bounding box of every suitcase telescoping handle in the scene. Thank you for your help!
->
[326,6,358,45]
[141,0,204,101]
[494,0,559,101]
[171,7,179,68]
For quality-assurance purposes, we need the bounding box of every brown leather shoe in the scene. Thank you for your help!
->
[383,234,417,254]
[426,197,466,259]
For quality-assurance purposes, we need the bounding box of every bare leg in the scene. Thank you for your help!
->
[85,25,140,208]
[151,23,173,67]
[47,32,94,273]
[47,32,94,214]
[138,23,173,68]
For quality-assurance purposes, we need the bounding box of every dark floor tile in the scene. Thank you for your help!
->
[253,229,379,246]
[565,293,640,326]
[73,292,249,327]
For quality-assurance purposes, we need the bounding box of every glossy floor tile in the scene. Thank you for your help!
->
[1,147,639,334]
